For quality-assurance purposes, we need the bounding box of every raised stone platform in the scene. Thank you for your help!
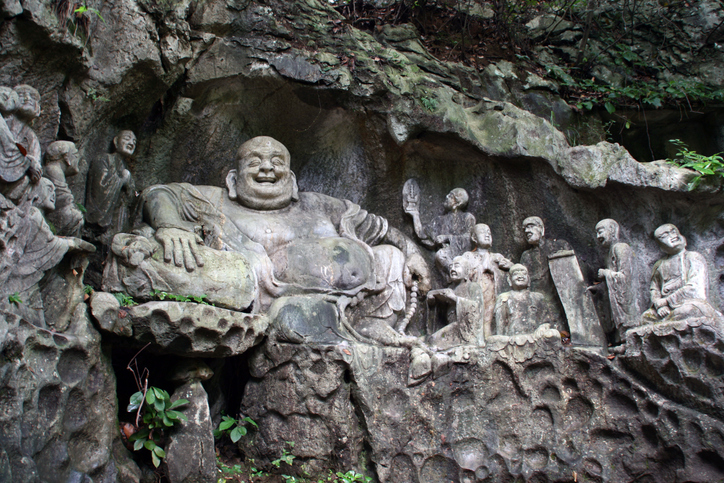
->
[89,292,269,357]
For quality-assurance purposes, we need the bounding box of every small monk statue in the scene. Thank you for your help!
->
[493,264,552,336]
[642,223,723,324]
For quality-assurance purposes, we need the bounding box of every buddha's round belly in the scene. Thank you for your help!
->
[271,237,374,291]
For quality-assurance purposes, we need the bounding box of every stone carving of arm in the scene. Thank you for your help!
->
[382,226,431,293]
[534,292,553,327]
[402,179,435,248]
[649,260,668,317]
[141,185,205,271]
[601,243,631,283]
[492,252,513,270]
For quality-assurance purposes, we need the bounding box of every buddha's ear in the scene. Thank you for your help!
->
[226,169,238,200]
[291,171,299,201]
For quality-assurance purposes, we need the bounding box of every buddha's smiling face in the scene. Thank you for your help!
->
[233,136,295,210]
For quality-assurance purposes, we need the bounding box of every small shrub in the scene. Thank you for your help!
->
[127,387,189,467]
[272,441,296,468]
[114,292,138,307]
[667,139,724,190]
[214,414,258,443]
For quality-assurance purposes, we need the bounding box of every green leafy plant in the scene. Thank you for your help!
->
[216,456,244,481]
[76,202,87,213]
[86,88,110,103]
[114,292,138,307]
[272,441,296,468]
[83,285,94,295]
[127,386,189,467]
[667,139,724,190]
[73,4,106,23]
[150,289,211,305]
[8,292,22,305]
[249,462,267,479]
[125,344,188,468]
[336,470,372,483]
[213,414,258,443]
[420,96,438,112]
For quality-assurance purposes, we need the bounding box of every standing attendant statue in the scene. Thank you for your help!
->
[519,216,570,330]
[465,223,513,337]
[403,180,475,281]
[43,141,83,236]
[588,219,638,342]
[85,130,137,236]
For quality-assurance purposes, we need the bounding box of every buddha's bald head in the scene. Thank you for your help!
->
[227,136,298,210]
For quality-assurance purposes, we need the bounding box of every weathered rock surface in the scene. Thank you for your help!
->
[2,0,724,480]
[241,342,366,476]
[0,305,139,482]
[90,294,269,357]
[241,326,724,482]
[165,381,216,483]
[621,320,724,423]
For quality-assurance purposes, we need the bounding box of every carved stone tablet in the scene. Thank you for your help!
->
[548,249,606,350]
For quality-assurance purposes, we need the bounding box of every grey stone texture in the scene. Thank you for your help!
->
[1,0,724,481]
[0,306,138,482]
[241,334,724,482]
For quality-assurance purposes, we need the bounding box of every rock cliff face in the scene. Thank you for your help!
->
[1,0,724,481]
[242,326,724,482]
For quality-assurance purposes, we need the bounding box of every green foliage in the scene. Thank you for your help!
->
[74,4,106,23]
[272,441,296,468]
[547,60,724,114]
[249,463,267,478]
[83,285,94,295]
[114,292,138,307]
[420,96,438,112]
[8,292,22,305]
[127,386,189,467]
[76,202,88,213]
[335,470,372,483]
[667,139,724,191]
[213,414,258,443]
[150,289,211,305]
[216,456,243,481]
[86,88,110,103]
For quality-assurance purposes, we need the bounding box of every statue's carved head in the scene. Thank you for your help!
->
[449,255,471,283]
[654,223,686,255]
[595,219,619,248]
[31,177,56,212]
[46,141,80,176]
[13,85,41,120]
[508,264,530,290]
[523,216,544,246]
[443,188,469,212]
[227,136,299,210]
[113,130,136,158]
[471,223,492,249]
[0,87,18,115]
